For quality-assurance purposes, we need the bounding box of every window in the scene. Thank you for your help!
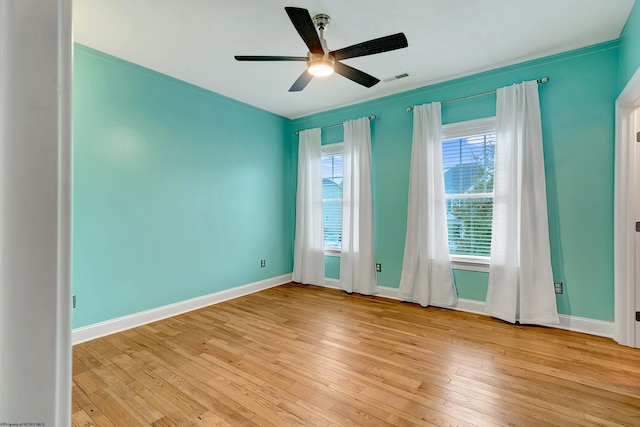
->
[322,143,343,252]
[442,117,496,266]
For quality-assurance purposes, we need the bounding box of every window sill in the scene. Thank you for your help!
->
[450,255,490,272]
[324,248,341,257]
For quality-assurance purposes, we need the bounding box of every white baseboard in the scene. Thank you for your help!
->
[72,274,292,345]
[548,314,614,338]
[454,298,487,315]
[320,279,614,339]
[324,278,340,289]
[73,274,614,345]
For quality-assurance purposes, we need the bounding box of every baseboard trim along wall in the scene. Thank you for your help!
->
[324,278,614,339]
[72,274,293,345]
[73,274,614,345]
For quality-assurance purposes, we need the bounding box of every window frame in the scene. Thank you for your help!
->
[321,142,344,256]
[441,116,496,271]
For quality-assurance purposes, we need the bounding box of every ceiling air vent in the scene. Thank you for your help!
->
[383,73,409,83]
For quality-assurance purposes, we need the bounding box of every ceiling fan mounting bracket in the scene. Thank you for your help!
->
[313,13,331,31]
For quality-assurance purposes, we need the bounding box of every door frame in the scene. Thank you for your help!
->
[0,0,73,423]
[614,67,640,347]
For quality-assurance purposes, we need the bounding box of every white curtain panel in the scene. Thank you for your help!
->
[340,117,377,294]
[398,103,457,307]
[486,81,559,324]
[292,128,325,285]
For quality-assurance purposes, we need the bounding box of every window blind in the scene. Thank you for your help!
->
[322,151,343,248]
[442,132,495,257]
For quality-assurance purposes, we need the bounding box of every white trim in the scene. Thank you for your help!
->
[72,273,616,347]
[324,277,340,289]
[442,116,496,139]
[455,298,487,314]
[369,285,487,316]
[544,315,614,339]
[56,1,73,425]
[375,284,401,300]
[72,274,292,345]
[442,118,496,261]
[0,2,72,424]
[319,279,614,338]
[451,262,490,273]
[614,66,640,347]
[451,255,490,272]
[321,141,344,156]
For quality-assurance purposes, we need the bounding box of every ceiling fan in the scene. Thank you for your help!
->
[234,7,408,92]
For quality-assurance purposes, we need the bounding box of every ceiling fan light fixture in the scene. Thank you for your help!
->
[307,52,335,77]
[308,60,334,77]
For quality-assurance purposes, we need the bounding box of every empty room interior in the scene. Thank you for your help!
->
[3,0,640,426]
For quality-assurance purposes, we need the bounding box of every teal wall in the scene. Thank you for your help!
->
[72,45,294,328]
[619,0,640,92]
[74,30,629,327]
[292,42,619,321]
[325,255,340,280]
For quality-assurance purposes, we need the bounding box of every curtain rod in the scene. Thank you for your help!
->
[405,76,549,113]
[295,115,376,135]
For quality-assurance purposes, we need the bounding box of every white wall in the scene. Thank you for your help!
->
[0,1,72,425]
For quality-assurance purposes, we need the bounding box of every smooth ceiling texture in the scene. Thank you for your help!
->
[74,0,634,119]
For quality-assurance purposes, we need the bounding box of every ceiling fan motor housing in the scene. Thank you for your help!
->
[308,52,335,65]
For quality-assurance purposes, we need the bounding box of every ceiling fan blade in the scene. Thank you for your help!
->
[331,33,408,61]
[289,70,313,92]
[334,62,380,88]
[285,7,324,55]
[235,56,307,61]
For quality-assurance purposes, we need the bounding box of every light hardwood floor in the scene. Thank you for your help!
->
[72,283,640,426]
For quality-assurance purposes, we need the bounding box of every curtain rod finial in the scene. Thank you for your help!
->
[538,76,549,84]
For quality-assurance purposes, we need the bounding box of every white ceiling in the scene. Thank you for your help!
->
[74,0,635,119]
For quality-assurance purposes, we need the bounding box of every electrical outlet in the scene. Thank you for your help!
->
[376,263,382,272]
[260,259,266,268]
[72,294,76,308]
[554,282,563,294]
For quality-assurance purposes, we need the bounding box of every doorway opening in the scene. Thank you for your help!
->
[614,68,640,348]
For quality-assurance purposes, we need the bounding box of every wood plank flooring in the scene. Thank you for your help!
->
[72,283,640,426]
